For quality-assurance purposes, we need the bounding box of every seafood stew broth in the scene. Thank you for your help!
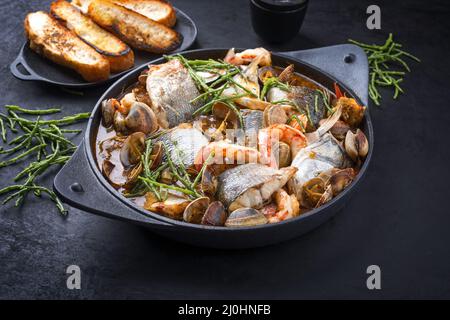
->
[95,48,369,228]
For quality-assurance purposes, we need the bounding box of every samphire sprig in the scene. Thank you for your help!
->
[0,105,90,215]
[260,77,290,101]
[348,33,420,106]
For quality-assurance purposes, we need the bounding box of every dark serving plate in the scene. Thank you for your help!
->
[9,8,197,88]
[54,45,373,249]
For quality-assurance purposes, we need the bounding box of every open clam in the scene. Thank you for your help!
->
[125,102,159,135]
[101,99,120,128]
[201,201,228,226]
[148,141,163,170]
[199,167,218,197]
[225,207,268,227]
[123,162,143,190]
[113,111,128,134]
[316,185,333,207]
[272,141,291,168]
[183,197,210,224]
[258,66,280,83]
[120,132,146,167]
[263,105,288,127]
[344,129,369,162]
[277,64,295,83]
[330,168,355,196]
[302,177,326,208]
[320,119,351,141]
[101,160,123,189]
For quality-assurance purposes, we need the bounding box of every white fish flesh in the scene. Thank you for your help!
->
[288,133,352,199]
[158,127,209,169]
[217,163,297,211]
[146,59,201,128]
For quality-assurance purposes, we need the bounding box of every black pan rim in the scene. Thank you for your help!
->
[10,7,198,88]
[84,47,374,232]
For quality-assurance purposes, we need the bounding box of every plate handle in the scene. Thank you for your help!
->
[10,53,42,82]
[53,141,172,228]
[280,44,369,106]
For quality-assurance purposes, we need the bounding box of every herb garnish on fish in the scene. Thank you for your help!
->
[260,77,290,100]
[132,138,215,200]
[166,54,250,128]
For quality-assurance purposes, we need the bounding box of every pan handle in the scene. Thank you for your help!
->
[10,49,42,82]
[53,141,172,228]
[280,44,369,106]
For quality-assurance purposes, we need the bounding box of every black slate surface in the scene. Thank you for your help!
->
[1,0,450,299]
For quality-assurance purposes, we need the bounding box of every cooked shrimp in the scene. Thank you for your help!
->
[267,189,300,223]
[335,97,366,127]
[224,47,271,66]
[194,140,261,172]
[119,93,137,114]
[258,124,307,168]
[288,114,308,132]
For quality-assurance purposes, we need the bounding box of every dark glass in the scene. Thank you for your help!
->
[257,0,308,11]
[250,0,309,43]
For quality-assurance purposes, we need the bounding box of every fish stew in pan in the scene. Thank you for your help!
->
[95,48,369,227]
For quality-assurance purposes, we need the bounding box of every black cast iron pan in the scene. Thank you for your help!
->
[54,45,373,249]
[9,8,197,88]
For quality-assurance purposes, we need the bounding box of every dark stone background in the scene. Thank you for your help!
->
[1,0,449,299]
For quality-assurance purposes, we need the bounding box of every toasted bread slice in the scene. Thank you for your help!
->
[71,0,91,13]
[51,0,134,73]
[72,0,176,27]
[24,11,110,82]
[87,0,182,53]
[113,0,176,27]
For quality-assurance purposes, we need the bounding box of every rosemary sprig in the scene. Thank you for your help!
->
[349,33,420,106]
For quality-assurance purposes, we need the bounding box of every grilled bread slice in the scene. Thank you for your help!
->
[24,11,110,82]
[72,0,176,27]
[71,0,91,13]
[113,0,176,27]
[51,0,134,73]
[87,0,182,54]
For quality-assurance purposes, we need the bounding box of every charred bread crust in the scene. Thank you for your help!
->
[24,11,110,82]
